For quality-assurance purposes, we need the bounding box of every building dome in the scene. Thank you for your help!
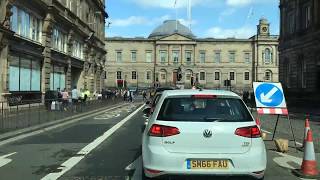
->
[148,20,195,39]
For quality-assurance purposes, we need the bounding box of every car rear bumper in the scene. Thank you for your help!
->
[142,143,266,179]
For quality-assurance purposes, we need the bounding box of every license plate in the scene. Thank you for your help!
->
[187,160,229,169]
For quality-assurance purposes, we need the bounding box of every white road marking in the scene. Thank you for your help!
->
[125,156,142,180]
[273,152,302,170]
[0,104,126,147]
[262,129,272,134]
[272,152,311,180]
[261,129,303,146]
[0,152,17,168]
[41,105,145,180]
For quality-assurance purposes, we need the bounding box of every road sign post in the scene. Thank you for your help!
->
[253,82,297,150]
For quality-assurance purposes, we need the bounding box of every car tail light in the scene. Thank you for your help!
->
[145,168,163,174]
[148,124,180,137]
[192,94,217,99]
[235,125,261,138]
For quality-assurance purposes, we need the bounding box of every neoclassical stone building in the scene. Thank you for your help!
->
[0,0,107,104]
[105,19,279,91]
[279,0,320,100]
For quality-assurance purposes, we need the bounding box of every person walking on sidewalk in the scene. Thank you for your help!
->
[142,90,147,101]
[72,86,80,112]
[61,88,69,111]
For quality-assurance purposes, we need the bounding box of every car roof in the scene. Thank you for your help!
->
[161,89,241,99]
[155,87,177,92]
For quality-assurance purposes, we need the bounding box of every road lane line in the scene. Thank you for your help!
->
[41,104,145,180]
[261,129,272,134]
[261,129,303,146]
[0,103,131,147]
[0,152,17,168]
[273,152,302,170]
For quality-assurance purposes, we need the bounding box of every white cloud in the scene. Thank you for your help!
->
[226,0,253,7]
[130,0,210,9]
[130,0,275,9]
[178,18,197,27]
[111,15,171,27]
[205,25,256,38]
[218,8,236,22]
[111,16,148,27]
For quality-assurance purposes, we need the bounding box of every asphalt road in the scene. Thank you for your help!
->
[0,102,319,180]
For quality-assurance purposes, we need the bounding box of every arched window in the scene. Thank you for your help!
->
[265,70,272,81]
[264,48,272,64]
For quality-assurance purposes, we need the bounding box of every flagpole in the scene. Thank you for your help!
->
[175,0,178,31]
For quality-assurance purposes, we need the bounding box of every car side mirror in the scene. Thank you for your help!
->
[145,101,150,105]
[143,107,151,115]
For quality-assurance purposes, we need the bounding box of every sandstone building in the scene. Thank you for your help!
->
[0,0,107,104]
[279,0,320,100]
[105,19,279,91]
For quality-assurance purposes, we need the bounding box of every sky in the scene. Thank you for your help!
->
[105,0,280,39]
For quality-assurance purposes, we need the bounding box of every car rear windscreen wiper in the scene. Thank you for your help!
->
[203,117,245,122]
[203,117,224,122]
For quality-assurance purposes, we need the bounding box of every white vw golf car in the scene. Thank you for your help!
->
[142,89,266,179]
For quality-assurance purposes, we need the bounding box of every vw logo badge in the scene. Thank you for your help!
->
[203,129,212,138]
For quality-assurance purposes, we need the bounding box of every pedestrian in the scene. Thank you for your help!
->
[243,91,249,104]
[61,88,69,111]
[142,90,147,101]
[129,90,133,102]
[127,90,131,102]
[123,89,127,101]
[56,88,62,110]
[72,86,80,112]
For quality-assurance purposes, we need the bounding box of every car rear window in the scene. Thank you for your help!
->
[157,97,253,122]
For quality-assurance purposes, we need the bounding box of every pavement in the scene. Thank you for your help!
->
[0,98,123,134]
[0,100,318,180]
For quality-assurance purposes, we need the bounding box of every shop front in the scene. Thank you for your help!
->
[8,52,42,105]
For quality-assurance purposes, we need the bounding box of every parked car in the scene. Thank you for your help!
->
[142,89,266,179]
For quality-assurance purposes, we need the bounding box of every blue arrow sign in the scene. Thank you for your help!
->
[253,82,286,108]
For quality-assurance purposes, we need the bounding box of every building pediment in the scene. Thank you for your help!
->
[159,33,194,41]
[156,33,196,45]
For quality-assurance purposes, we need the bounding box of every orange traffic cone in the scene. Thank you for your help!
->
[293,129,319,178]
[303,115,310,147]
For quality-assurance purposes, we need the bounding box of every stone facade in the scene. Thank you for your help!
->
[279,0,320,99]
[105,19,279,91]
[0,0,107,104]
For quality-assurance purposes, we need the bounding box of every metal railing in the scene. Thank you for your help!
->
[0,96,123,134]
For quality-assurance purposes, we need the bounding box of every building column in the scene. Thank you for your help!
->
[41,12,54,94]
[0,1,14,102]
[66,30,74,91]
[88,48,96,92]
[81,44,90,90]
[0,40,9,102]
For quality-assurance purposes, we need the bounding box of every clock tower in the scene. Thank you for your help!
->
[257,18,270,36]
